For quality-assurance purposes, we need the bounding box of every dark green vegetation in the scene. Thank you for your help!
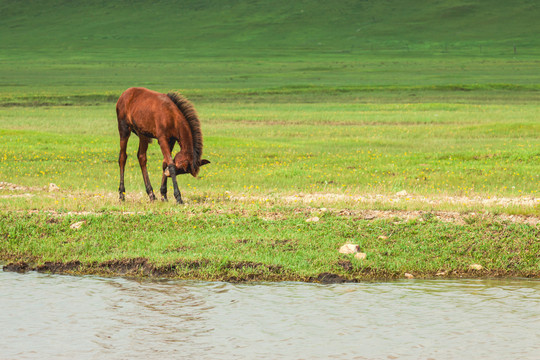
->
[2,0,540,102]
[1,0,538,281]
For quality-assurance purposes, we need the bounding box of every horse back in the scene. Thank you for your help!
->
[116,87,182,139]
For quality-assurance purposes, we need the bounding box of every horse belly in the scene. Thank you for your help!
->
[118,87,176,140]
[127,106,161,139]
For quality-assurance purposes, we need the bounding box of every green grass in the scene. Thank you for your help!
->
[1,0,539,280]
[3,0,539,54]
[0,102,538,201]
[1,209,538,281]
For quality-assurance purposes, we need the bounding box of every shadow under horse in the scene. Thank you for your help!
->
[116,87,210,204]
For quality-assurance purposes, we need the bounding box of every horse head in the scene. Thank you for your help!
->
[163,154,210,177]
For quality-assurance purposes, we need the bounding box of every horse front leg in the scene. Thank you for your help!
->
[168,164,183,204]
[160,161,168,201]
[158,138,183,204]
[159,138,176,201]
[137,137,156,201]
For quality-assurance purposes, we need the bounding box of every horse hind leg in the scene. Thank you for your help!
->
[137,136,156,201]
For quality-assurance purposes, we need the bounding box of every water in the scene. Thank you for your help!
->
[1,271,539,360]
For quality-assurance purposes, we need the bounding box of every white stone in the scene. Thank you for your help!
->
[404,273,414,279]
[469,264,483,270]
[339,243,360,254]
[396,190,408,196]
[49,183,60,192]
[306,216,320,223]
[354,252,367,260]
[70,221,86,230]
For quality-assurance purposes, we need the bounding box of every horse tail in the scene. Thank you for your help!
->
[166,92,203,177]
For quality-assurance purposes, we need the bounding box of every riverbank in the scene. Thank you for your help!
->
[2,194,538,282]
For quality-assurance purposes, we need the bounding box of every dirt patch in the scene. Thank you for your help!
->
[12,205,540,227]
[162,246,192,254]
[97,258,153,275]
[234,239,250,244]
[353,209,539,226]
[337,260,353,271]
[309,208,539,226]
[2,258,207,277]
[270,239,297,251]
[259,212,287,221]
[2,260,83,274]
[0,193,34,199]
[228,192,539,225]
[282,192,539,208]
[94,258,209,276]
[3,260,538,282]
[0,182,33,191]
[3,181,537,225]
[174,199,539,225]
[0,182,37,198]
[3,261,31,273]
[314,272,350,284]
[19,209,146,218]
[36,260,82,273]
[226,261,283,273]
[233,238,297,252]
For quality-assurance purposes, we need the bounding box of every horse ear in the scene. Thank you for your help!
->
[200,159,210,166]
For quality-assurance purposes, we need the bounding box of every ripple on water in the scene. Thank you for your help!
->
[0,271,539,360]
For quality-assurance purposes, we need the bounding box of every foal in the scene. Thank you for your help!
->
[116,87,210,204]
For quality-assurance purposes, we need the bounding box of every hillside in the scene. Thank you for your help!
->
[1,0,539,99]
[2,0,539,55]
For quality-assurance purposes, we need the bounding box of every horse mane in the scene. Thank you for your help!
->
[166,91,203,176]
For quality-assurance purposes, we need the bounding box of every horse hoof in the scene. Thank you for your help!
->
[176,198,184,205]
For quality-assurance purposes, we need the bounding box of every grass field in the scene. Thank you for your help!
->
[0,101,538,203]
[1,0,538,281]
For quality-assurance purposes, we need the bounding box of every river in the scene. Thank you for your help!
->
[1,270,539,359]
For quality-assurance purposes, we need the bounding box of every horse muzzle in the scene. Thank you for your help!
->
[163,166,189,177]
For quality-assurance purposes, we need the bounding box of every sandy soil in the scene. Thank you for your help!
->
[2,182,538,225]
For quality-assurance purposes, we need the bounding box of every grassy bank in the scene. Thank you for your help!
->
[1,208,538,282]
